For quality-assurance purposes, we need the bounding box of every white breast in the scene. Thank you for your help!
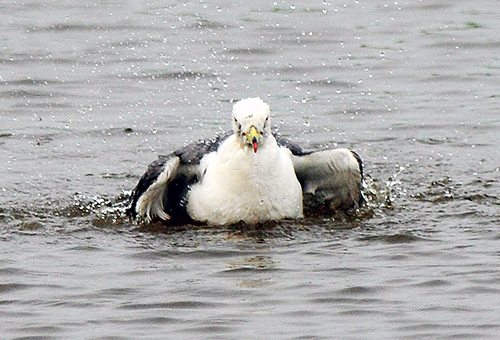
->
[186,135,303,225]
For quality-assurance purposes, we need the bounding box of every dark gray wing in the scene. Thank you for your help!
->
[276,136,363,214]
[127,131,232,223]
[274,133,308,156]
[174,131,232,164]
[126,155,181,222]
[293,148,363,214]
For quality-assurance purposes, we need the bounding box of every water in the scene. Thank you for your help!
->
[2,0,500,339]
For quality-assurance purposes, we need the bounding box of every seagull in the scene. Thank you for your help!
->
[127,98,363,225]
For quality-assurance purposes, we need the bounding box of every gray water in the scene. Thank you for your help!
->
[2,0,500,339]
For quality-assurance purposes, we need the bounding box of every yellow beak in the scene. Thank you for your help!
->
[246,126,259,153]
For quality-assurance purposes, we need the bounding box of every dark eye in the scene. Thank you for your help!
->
[234,118,241,131]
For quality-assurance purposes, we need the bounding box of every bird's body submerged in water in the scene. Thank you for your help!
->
[127,98,363,225]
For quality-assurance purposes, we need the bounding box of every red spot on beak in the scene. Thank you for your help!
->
[252,138,258,153]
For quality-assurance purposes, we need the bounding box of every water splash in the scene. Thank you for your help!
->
[1,191,133,233]
[360,166,405,214]
[66,192,132,227]
[1,168,407,235]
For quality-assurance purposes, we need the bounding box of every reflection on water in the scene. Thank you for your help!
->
[2,0,500,339]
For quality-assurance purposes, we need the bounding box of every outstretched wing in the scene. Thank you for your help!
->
[292,148,363,214]
[276,136,363,214]
[126,155,181,222]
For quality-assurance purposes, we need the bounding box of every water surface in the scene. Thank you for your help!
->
[1,1,500,339]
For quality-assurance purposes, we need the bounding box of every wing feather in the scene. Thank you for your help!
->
[291,148,363,214]
[127,155,180,222]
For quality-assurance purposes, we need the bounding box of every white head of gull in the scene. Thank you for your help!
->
[231,97,271,153]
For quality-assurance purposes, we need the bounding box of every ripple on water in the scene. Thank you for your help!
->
[2,1,500,339]
[118,300,224,311]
